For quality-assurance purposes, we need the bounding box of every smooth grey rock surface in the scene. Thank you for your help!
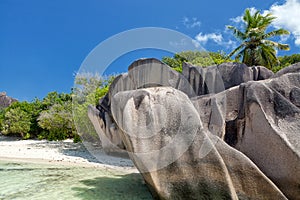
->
[88,58,299,199]
[111,87,287,200]
[182,62,274,96]
[191,73,300,199]
[274,62,300,77]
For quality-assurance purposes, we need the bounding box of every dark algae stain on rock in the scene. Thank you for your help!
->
[225,119,238,147]
[290,87,300,107]
[274,91,300,118]
[169,181,231,200]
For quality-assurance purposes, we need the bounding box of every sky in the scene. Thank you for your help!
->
[0,0,299,101]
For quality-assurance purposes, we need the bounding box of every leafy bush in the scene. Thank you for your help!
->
[72,74,114,141]
[0,91,81,141]
[0,108,5,132]
[37,102,75,141]
[162,51,233,72]
[271,54,300,73]
[2,106,32,139]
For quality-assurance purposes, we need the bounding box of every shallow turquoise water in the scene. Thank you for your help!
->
[0,160,152,200]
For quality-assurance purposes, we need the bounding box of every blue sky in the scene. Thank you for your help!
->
[1,0,299,101]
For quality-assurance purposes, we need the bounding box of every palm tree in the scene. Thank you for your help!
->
[227,9,290,69]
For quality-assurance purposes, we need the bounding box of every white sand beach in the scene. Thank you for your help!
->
[0,135,136,172]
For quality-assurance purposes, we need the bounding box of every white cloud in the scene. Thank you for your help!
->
[295,38,300,46]
[223,39,237,47]
[183,17,201,29]
[195,32,223,44]
[194,32,236,49]
[230,16,243,24]
[266,0,300,46]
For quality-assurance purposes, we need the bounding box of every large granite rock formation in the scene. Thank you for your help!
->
[111,87,287,199]
[182,62,273,95]
[89,59,196,155]
[88,58,300,199]
[192,73,300,199]
[0,92,16,109]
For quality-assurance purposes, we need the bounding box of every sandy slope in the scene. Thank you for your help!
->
[0,135,136,172]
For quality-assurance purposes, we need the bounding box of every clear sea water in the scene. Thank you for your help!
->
[0,160,152,200]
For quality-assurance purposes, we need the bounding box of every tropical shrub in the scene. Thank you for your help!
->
[2,106,32,139]
[162,51,232,72]
[72,74,114,141]
[38,102,75,141]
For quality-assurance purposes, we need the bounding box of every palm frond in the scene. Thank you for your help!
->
[227,43,246,58]
[262,45,278,68]
[227,8,290,68]
[244,9,254,33]
[263,29,290,39]
[243,9,252,24]
[227,26,246,40]
[242,48,251,65]
[235,52,243,62]
[263,40,290,50]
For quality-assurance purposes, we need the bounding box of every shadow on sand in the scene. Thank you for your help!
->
[0,134,22,142]
[72,173,153,200]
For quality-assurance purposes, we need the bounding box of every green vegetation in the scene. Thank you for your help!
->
[1,101,42,139]
[227,8,290,69]
[162,51,233,72]
[2,106,32,139]
[38,101,75,141]
[162,50,300,73]
[0,108,6,133]
[272,54,300,72]
[72,74,114,141]
[0,92,76,141]
[279,54,300,67]
[0,75,113,142]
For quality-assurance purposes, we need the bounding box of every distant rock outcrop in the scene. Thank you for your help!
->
[89,59,300,199]
[0,92,16,109]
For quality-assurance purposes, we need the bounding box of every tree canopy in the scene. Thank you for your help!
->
[227,8,290,69]
[162,51,232,72]
[0,92,78,141]
[0,75,114,142]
